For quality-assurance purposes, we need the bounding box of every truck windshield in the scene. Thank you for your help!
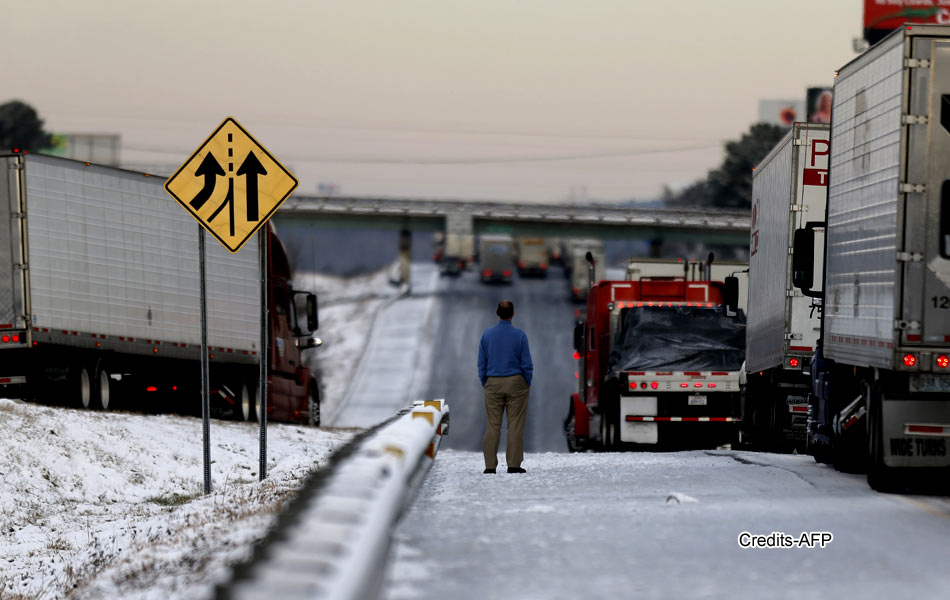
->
[607,306,746,373]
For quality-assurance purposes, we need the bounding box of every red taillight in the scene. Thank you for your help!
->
[1,335,8,343]
[172,385,178,391]
[651,382,659,389]
[680,383,688,388]
[482,269,492,277]
[574,371,579,379]
[789,358,800,368]
[708,383,716,388]
[572,351,580,360]
[540,263,548,270]
[640,382,647,389]
[694,382,702,388]
[903,354,917,368]
[146,386,158,392]
[12,334,19,342]
[938,355,950,369]
[517,261,526,268]
[503,269,512,277]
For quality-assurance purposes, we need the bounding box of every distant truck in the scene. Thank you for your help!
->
[795,25,950,489]
[479,234,515,283]
[742,123,829,451]
[0,153,322,425]
[566,254,745,451]
[567,239,605,302]
[437,232,475,276]
[514,237,549,277]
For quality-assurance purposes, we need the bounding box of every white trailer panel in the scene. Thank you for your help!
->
[22,154,259,357]
[826,25,950,370]
[748,124,828,373]
[825,31,904,368]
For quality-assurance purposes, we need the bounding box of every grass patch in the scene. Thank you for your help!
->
[147,492,202,507]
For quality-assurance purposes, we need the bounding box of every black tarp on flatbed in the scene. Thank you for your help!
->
[607,306,746,377]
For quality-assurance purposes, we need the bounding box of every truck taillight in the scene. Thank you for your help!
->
[938,355,950,369]
[573,351,580,360]
[1,335,8,343]
[651,382,659,389]
[503,270,512,277]
[680,383,688,388]
[483,269,492,277]
[903,354,917,368]
[708,383,716,388]
[789,358,800,368]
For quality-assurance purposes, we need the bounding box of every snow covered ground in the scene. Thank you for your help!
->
[386,449,950,599]
[295,264,404,422]
[0,264,405,599]
[0,399,354,599]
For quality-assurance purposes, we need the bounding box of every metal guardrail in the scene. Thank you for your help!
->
[218,400,450,600]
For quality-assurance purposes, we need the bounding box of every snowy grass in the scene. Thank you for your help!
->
[0,398,355,599]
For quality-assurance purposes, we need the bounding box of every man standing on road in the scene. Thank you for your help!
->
[477,300,533,474]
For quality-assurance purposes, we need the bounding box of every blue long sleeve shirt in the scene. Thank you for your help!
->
[477,320,533,387]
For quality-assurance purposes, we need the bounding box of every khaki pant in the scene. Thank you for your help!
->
[483,375,530,469]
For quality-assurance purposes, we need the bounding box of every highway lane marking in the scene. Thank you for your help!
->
[896,496,950,520]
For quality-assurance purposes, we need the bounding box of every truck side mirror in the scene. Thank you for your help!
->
[792,228,816,292]
[293,292,319,336]
[573,321,584,353]
[724,276,739,314]
[306,293,318,333]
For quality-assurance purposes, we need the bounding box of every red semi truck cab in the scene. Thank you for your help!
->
[567,277,746,450]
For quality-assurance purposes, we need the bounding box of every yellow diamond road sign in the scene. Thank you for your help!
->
[164,117,298,253]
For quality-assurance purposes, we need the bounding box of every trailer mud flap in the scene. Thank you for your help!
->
[622,421,658,444]
[620,395,659,443]
[883,398,950,467]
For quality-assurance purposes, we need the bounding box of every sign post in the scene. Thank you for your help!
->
[164,117,298,492]
[199,226,211,494]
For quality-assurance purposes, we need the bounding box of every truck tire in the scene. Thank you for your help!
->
[70,364,92,409]
[236,381,254,422]
[564,400,583,453]
[308,384,320,427]
[94,362,112,411]
[867,382,898,492]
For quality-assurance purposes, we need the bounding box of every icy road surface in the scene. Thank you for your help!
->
[385,449,950,599]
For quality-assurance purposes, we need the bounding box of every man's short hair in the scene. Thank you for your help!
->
[496,300,514,320]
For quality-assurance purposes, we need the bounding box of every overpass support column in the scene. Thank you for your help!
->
[399,228,411,291]
[649,238,663,259]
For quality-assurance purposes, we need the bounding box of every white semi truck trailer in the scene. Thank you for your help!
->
[797,25,950,489]
[743,122,829,451]
[0,153,321,424]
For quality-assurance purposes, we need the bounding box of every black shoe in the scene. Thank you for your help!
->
[507,467,526,474]
[483,468,496,474]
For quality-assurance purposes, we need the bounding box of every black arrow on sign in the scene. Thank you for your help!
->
[189,152,225,211]
[208,178,236,237]
[237,151,267,222]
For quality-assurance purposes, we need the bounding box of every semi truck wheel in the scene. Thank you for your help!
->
[564,400,582,452]
[94,362,112,410]
[308,384,320,427]
[70,364,92,409]
[237,381,254,422]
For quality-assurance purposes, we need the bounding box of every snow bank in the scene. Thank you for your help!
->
[295,266,402,422]
[0,398,354,599]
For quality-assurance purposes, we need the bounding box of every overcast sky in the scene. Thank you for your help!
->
[6,1,859,203]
